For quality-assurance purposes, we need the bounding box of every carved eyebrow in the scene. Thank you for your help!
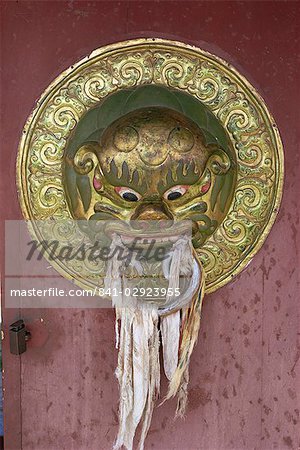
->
[103,160,147,195]
[158,159,200,193]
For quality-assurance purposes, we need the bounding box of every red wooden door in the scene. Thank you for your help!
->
[1,2,299,449]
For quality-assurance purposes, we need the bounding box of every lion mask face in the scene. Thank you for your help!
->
[71,107,235,248]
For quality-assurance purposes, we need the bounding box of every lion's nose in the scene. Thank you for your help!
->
[131,203,173,221]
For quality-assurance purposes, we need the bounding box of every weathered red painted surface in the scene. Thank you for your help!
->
[1,1,299,449]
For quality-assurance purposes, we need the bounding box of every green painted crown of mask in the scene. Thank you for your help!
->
[66,85,233,159]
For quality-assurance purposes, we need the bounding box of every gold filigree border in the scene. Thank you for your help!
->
[16,38,284,294]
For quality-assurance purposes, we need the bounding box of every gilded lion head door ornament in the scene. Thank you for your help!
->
[17,39,283,449]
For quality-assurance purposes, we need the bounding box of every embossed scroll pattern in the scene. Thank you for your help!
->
[17,39,283,293]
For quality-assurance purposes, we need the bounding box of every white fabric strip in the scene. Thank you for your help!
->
[104,233,202,450]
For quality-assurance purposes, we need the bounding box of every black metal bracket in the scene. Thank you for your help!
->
[9,319,31,355]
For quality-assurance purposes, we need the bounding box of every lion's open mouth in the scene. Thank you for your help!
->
[103,220,201,314]
[103,219,191,242]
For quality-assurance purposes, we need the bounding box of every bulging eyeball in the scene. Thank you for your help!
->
[115,187,141,202]
[163,185,189,201]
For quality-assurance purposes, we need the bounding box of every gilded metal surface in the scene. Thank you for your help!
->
[69,107,235,249]
[16,38,284,294]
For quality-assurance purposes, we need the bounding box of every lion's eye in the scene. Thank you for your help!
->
[115,187,141,202]
[164,185,189,201]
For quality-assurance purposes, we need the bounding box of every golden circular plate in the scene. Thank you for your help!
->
[16,38,284,294]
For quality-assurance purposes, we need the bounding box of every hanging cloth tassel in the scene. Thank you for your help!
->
[160,236,194,381]
[104,234,205,449]
[164,262,205,415]
[105,236,160,450]
[160,311,180,380]
[113,303,160,450]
